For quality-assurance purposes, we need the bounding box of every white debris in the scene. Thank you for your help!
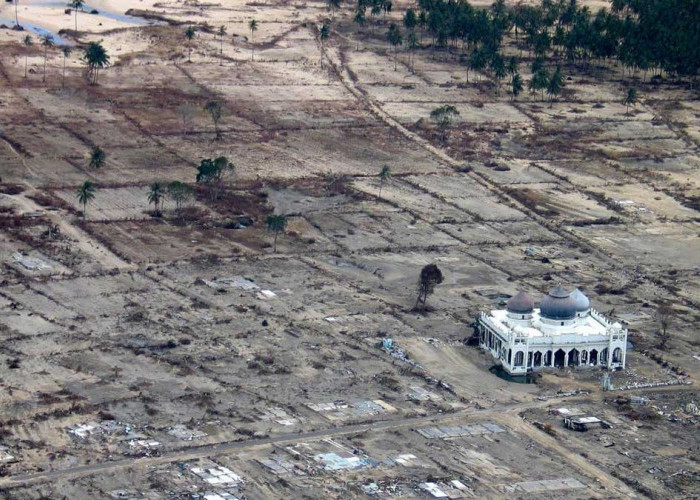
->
[257,290,277,299]
[68,423,98,439]
[13,252,51,271]
[168,424,207,441]
[191,465,242,486]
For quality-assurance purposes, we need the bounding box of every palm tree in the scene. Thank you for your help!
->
[547,66,563,106]
[386,23,403,71]
[623,87,637,115]
[147,182,166,217]
[378,165,391,199]
[14,0,19,27]
[89,146,106,169]
[185,26,196,62]
[511,73,523,101]
[326,0,341,19]
[71,0,84,32]
[406,31,419,72]
[217,25,226,65]
[83,41,110,84]
[40,34,54,83]
[319,24,329,68]
[266,214,287,253]
[76,180,96,220]
[249,19,258,61]
[61,46,71,88]
[22,35,32,79]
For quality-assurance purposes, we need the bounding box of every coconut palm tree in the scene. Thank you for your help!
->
[71,0,84,32]
[83,41,110,84]
[326,0,340,19]
[217,25,226,65]
[266,214,287,253]
[386,23,403,71]
[89,146,105,169]
[185,26,196,62]
[22,35,32,79]
[61,46,71,88]
[249,19,258,61]
[378,165,391,199]
[511,73,523,101]
[40,34,54,83]
[76,180,96,220]
[14,0,19,27]
[147,182,166,217]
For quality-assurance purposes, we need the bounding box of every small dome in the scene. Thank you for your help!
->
[507,292,534,314]
[539,286,577,320]
[569,288,590,312]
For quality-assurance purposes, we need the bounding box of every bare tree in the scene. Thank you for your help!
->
[656,303,673,349]
[177,102,197,136]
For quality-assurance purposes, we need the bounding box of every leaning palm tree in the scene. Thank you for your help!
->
[184,26,196,62]
[71,0,84,32]
[22,35,33,78]
[76,180,96,220]
[147,182,166,217]
[378,165,391,199]
[61,46,72,88]
[249,19,258,61]
[83,41,110,84]
[217,25,226,65]
[40,34,54,83]
[266,214,287,253]
[89,146,105,169]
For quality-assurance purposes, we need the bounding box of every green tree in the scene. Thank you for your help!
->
[22,35,32,79]
[249,19,258,61]
[529,67,549,101]
[415,263,443,310]
[167,181,194,213]
[266,214,287,253]
[378,164,391,199]
[386,23,403,71]
[217,25,226,65]
[185,26,196,62]
[89,146,106,169]
[61,46,71,88]
[547,65,564,105]
[76,179,96,220]
[511,73,523,101]
[406,31,419,72]
[403,8,417,31]
[204,100,223,140]
[623,87,637,115]
[71,0,84,32]
[196,156,234,202]
[147,182,166,217]
[40,34,54,83]
[468,48,488,83]
[430,104,459,128]
[83,41,110,85]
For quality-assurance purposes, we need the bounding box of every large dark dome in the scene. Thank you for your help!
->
[569,288,590,312]
[539,286,577,320]
[507,291,534,314]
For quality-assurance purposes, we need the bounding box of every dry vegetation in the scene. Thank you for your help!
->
[0,0,698,499]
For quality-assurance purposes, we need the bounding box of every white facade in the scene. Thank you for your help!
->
[477,287,627,375]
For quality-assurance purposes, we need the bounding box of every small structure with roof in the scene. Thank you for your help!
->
[477,286,627,375]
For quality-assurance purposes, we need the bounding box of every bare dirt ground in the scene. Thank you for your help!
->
[0,0,698,499]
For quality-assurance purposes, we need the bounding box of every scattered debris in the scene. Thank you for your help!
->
[13,252,51,271]
[416,423,505,439]
[168,424,207,441]
[504,477,585,493]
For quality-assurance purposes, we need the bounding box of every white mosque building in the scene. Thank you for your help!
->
[477,286,627,375]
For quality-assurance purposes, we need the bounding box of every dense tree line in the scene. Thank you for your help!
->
[357,0,699,83]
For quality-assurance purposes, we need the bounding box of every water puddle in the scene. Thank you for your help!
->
[0,19,70,45]
[489,365,537,384]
